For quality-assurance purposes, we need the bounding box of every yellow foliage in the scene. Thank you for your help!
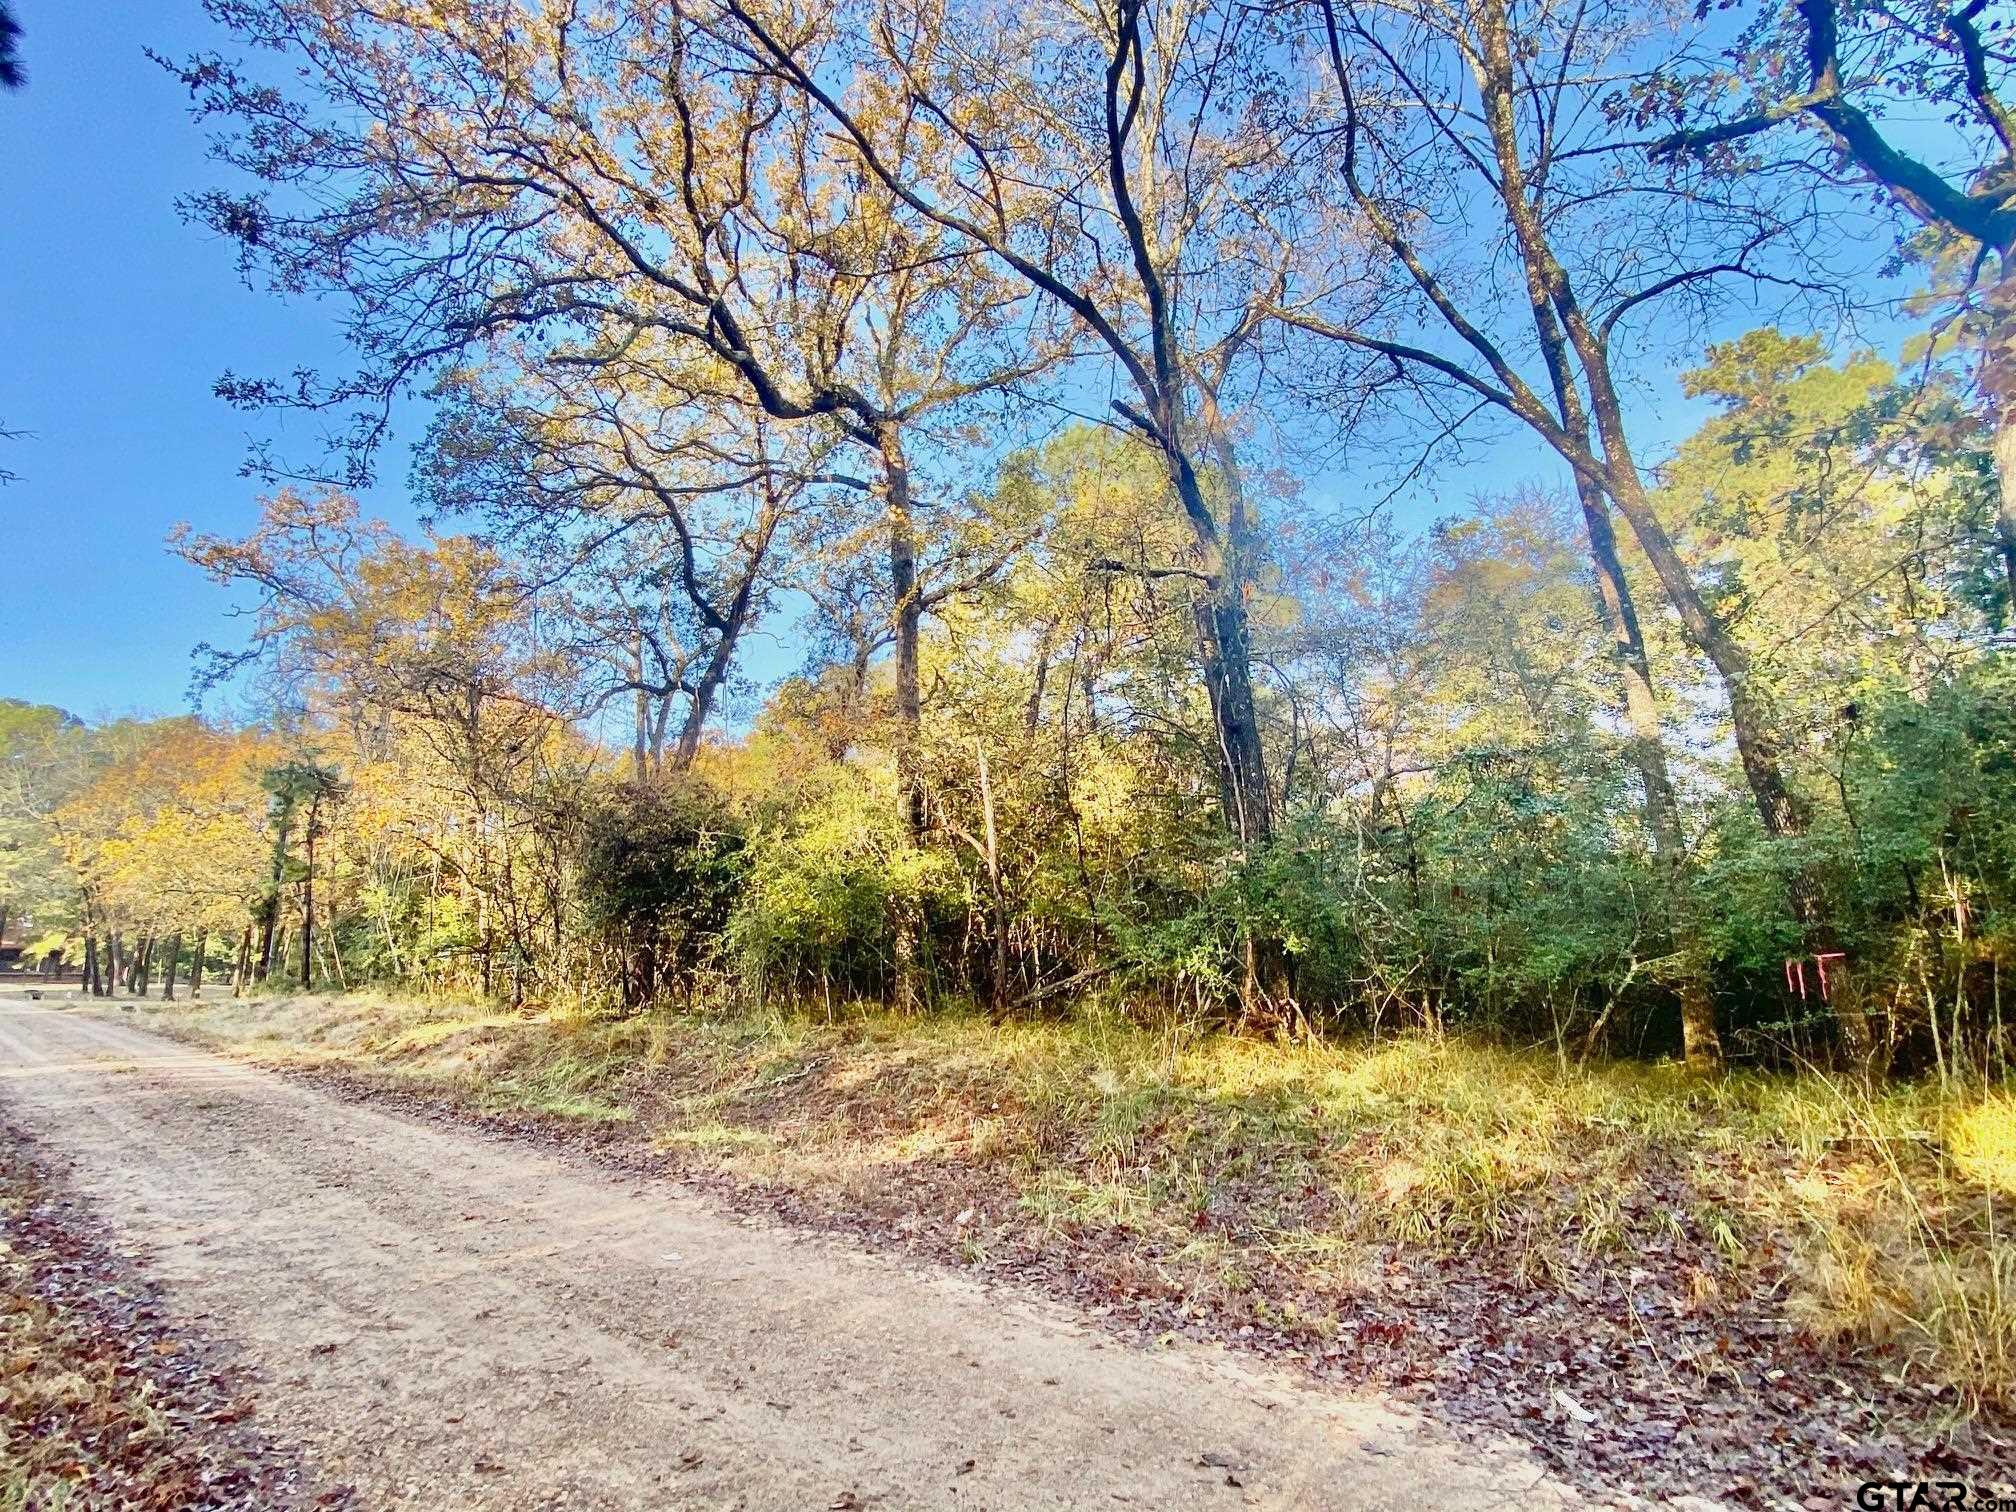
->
[1952,1095,2016,1198]
[57,719,284,934]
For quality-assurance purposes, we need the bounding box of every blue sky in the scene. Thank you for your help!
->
[0,2,421,722]
[0,3,1920,729]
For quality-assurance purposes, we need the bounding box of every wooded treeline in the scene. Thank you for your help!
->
[9,0,2016,1076]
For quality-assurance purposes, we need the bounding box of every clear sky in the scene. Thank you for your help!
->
[0,2,421,723]
[0,3,1917,730]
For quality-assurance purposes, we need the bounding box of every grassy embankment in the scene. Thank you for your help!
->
[112,989,2016,1425]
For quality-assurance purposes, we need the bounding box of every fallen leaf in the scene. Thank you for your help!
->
[1552,1389,1597,1425]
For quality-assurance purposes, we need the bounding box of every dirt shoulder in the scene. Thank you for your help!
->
[0,996,1581,1511]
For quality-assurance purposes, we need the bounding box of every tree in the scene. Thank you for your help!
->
[1655,329,1994,757]
[0,702,89,963]
[176,491,591,1000]
[1291,0,1821,826]
[425,373,826,777]
[169,3,1081,1018]
[700,0,1296,852]
[47,719,277,997]
[1263,0,1851,1059]
[258,760,343,985]
[118,0,2014,1073]
[1647,0,2016,609]
[169,2,1055,784]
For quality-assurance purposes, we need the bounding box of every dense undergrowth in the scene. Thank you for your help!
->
[119,990,2016,1432]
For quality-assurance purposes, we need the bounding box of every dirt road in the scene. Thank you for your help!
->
[0,998,1578,1510]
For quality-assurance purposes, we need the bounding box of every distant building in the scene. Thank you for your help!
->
[0,910,51,966]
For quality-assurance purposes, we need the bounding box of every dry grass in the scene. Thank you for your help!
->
[115,987,2016,1417]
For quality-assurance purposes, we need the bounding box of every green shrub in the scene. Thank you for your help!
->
[581,780,746,1007]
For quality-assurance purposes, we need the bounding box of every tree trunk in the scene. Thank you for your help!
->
[1678,979,1724,1072]
[878,426,928,1014]
[190,930,206,999]
[1182,405,1289,1021]
[1474,0,1805,845]
[161,933,182,1002]
[977,742,1010,1017]
[1472,0,1829,1060]
[672,489,783,773]
[1181,503,1271,840]
[670,577,758,771]
[134,933,153,995]
[1985,264,2016,621]
[83,934,99,997]
[1602,462,1809,839]
[878,426,927,843]
[1091,0,1271,848]
[1025,629,1054,735]
[231,925,252,998]
[1577,477,1723,1069]
[633,635,652,781]
[257,809,292,982]
[254,899,276,983]
[299,797,318,989]
[1152,421,1273,847]
[1578,482,1686,845]
[1204,430,1276,849]
[1519,254,1721,1069]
